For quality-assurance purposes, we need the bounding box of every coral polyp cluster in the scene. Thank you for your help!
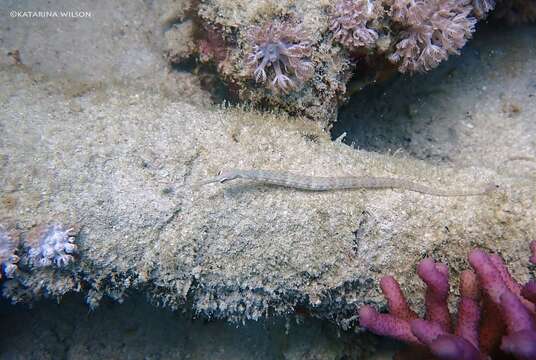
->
[0,226,19,279]
[0,222,83,305]
[388,0,477,73]
[330,0,379,50]
[359,241,536,359]
[26,224,78,268]
[164,0,536,122]
[246,20,314,93]
[472,0,497,18]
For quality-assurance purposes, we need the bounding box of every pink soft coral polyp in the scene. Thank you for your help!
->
[388,0,476,73]
[359,241,536,359]
[246,20,313,93]
[330,0,379,49]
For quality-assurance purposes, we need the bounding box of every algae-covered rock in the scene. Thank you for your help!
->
[164,0,535,123]
[1,0,535,333]
[190,0,355,124]
[165,0,480,123]
[1,63,535,326]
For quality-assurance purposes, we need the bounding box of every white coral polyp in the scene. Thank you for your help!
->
[0,226,19,279]
[28,224,77,268]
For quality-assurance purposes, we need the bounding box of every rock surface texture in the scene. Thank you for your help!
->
[0,0,535,343]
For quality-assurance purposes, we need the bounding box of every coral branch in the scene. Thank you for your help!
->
[478,295,505,356]
[522,280,536,304]
[410,319,445,344]
[359,242,536,359]
[429,335,480,360]
[411,320,480,360]
[499,291,535,335]
[417,259,451,332]
[470,249,535,313]
[380,275,419,320]
[468,249,509,304]
[359,305,420,343]
[456,271,480,350]
[501,330,536,360]
[489,254,524,296]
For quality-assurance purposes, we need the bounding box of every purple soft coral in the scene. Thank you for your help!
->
[469,247,536,358]
[360,259,480,359]
[359,241,536,359]
[26,224,78,268]
[246,20,313,93]
[330,0,379,49]
[0,225,19,279]
[388,0,476,73]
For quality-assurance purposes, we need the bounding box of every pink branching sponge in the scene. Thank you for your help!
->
[359,241,536,359]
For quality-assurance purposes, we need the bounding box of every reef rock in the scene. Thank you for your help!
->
[1,0,536,329]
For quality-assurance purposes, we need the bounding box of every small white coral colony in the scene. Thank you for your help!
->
[26,224,78,268]
[0,225,19,279]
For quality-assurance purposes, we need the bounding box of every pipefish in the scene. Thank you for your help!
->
[196,169,497,197]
